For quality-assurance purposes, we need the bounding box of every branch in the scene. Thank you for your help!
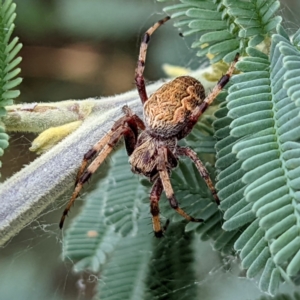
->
[0,81,164,246]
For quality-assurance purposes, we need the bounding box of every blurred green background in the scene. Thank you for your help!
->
[1,0,300,299]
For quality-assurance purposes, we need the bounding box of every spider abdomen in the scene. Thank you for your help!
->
[143,76,205,138]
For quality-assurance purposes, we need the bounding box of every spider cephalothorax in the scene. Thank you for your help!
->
[59,16,238,237]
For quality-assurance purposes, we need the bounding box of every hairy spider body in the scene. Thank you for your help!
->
[129,131,177,180]
[130,76,204,179]
[60,16,239,237]
[144,76,205,137]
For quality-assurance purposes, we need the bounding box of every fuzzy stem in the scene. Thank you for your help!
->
[0,81,164,246]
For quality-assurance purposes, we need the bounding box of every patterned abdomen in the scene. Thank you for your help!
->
[143,76,205,137]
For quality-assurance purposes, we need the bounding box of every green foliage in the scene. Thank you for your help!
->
[214,25,300,294]
[159,0,281,63]
[2,0,300,299]
[62,181,120,273]
[0,0,22,172]
[95,207,152,300]
[145,223,197,300]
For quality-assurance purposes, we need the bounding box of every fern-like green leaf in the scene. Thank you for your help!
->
[159,0,281,63]
[145,222,197,300]
[0,0,22,170]
[63,149,153,299]
[214,25,300,294]
[62,181,120,273]
[95,206,152,300]
[102,149,145,236]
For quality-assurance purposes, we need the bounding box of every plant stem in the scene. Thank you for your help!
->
[0,81,163,246]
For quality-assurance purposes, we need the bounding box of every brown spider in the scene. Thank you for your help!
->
[59,16,238,237]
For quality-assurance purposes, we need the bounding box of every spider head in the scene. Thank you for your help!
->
[129,131,178,180]
[143,76,205,139]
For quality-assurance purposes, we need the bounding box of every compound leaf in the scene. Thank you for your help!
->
[95,207,152,300]
[0,0,22,175]
[214,25,300,294]
[161,0,281,63]
[145,222,197,300]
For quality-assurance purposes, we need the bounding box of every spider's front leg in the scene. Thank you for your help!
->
[149,178,164,238]
[150,147,203,237]
[59,107,145,229]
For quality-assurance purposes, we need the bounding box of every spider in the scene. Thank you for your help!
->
[59,16,239,237]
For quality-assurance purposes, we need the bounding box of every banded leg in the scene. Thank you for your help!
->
[119,105,146,140]
[177,53,239,140]
[191,53,239,120]
[75,108,145,184]
[176,146,220,205]
[158,147,203,223]
[150,178,164,238]
[75,130,113,185]
[135,16,170,104]
[59,125,136,229]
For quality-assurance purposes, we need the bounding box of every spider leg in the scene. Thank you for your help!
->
[178,54,239,138]
[59,125,136,229]
[176,146,220,205]
[199,53,239,112]
[75,130,113,185]
[75,107,145,185]
[157,147,203,223]
[122,105,146,132]
[150,178,164,238]
[135,16,170,104]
